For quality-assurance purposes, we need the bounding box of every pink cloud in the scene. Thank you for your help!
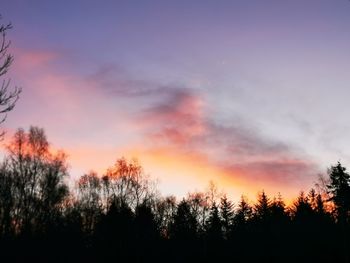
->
[12,48,59,73]
[141,89,206,144]
[129,86,319,193]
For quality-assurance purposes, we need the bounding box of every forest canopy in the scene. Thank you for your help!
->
[0,127,349,262]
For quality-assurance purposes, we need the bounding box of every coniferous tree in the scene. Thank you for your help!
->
[205,202,223,241]
[308,188,317,209]
[254,190,271,221]
[315,193,326,215]
[269,193,289,262]
[326,162,350,263]
[293,191,314,222]
[220,195,234,239]
[234,195,252,226]
[205,202,223,260]
[94,200,135,261]
[134,201,160,261]
[327,162,350,223]
[270,193,287,221]
[1,126,350,262]
[170,199,198,241]
[169,199,199,261]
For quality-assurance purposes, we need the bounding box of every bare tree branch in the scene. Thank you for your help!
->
[0,15,22,138]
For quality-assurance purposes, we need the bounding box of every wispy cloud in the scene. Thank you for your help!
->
[81,64,320,195]
[4,51,319,200]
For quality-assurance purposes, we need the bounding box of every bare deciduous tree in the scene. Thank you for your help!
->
[0,15,21,137]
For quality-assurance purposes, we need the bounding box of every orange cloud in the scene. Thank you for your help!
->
[110,144,303,203]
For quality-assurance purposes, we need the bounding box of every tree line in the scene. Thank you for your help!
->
[0,127,349,262]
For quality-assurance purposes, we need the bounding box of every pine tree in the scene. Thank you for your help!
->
[170,199,198,241]
[327,162,350,223]
[206,202,223,241]
[220,195,234,239]
[293,191,314,222]
[234,195,252,226]
[270,193,287,221]
[315,193,325,215]
[254,190,271,222]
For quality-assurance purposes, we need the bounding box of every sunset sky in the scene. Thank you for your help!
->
[1,0,350,201]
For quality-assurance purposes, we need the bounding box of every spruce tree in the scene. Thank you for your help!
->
[327,162,350,223]
[220,195,234,239]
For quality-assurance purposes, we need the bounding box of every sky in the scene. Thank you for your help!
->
[1,0,350,202]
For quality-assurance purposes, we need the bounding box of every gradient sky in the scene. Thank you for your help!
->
[1,0,350,201]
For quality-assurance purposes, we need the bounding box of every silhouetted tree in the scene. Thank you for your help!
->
[94,200,134,261]
[206,180,221,205]
[270,193,287,221]
[187,191,210,234]
[169,199,199,261]
[315,192,326,215]
[308,188,329,218]
[0,15,21,137]
[76,171,102,235]
[60,201,85,262]
[220,194,234,239]
[103,158,155,210]
[0,161,14,238]
[0,129,349,263]
[292,191,314,222]
[234,195,252,226]
[231,196,253,261]
[134,201,160,261]
[0,127,69,262]
[206,202,223,241]
[327,162,350,223]
[154,195,176,238]
[3,127,68,236]
[205,202,223,259]
[170,199,198,241]
[326,162,350,263]
[254,190,271,221]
